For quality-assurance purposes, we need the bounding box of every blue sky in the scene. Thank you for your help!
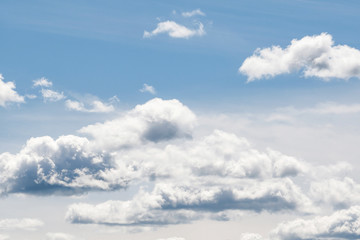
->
[2,1,360,240]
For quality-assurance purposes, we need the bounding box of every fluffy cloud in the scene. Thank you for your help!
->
[0,218,43,231]
[65,99,114,113]
[140,83,156,95]
[271,206,360,240]
[80,98,197,150]
[46,232,75,240]
[239,33,360,81]
[0,74,25,107]
[144,21,205,39]
[41,89,65,102]
[182,9,205,18]
[33,77,53,88]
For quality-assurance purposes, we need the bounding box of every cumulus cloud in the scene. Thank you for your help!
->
[65,99,114,113]
[41,89,65,102]
[239,33,360,81]
[33,77,53,88]
[46,232,75,240]
[271,206,360,240]
[182,9,205,18]
[144,21,205,39]
[0,74,25,107]
[80,98,197,150]
[140,83,156,95]
[0,218,43,231]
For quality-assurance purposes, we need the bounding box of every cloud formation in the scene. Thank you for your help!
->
[41,89,66,102]
[182,9,205,18]
[140,83,156,95]
[33,77,53,88]
[271,206,360,240]
[0,74,25,107]
[65,99,114,113]
[144,21,205,39]
[46,232,76,240]
[0,218,43,231]
[239,33,360,81]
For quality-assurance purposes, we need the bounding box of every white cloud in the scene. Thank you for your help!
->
[33,77,53,88]
[271,206,360,240]
[0,218,43,231]
[157,238,186,240]
[0,74,25,107]
[80,98,197,150]
[140,83,156,95]
[41,89,65,102]
[240,233,265,240]
[46,232,75,240]
[239,33,360,81]
[144,21,205,39]
[26,94,37,99]
[65,99,114,113]
[182,9,205,18]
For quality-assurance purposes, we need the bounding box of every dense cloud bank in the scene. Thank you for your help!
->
[2,98,360,236]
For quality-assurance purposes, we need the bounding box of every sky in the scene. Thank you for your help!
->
[1,0,360,239]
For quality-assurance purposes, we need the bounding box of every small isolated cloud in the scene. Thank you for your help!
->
[271,206,360,240]
[144,21,205,39]
[41,89,65,102]
[239,33,360,81]
[65,99,114,113]
[240,233,265,240]
[0,218,44,231]
[33,77,53,88]
[140,83,156,95]
[26,94,37,99]
[182,9,205,18]
[46,232,75,240]
[0,74,25,107]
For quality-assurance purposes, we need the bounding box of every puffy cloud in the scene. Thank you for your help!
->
[0,135,132,196]
[0,74,25,107]
[41,89,65,102]
[46,232,75,240]
[271,206,360,240]
[33,77,53,88]
[239,33,360,81]
[182,9,205,18]
[140,83,156,95]
[144,21,205,39]
[0,218,43,231]
[65,99,114,113]
[310,177,360,209]
[80,98,197,150]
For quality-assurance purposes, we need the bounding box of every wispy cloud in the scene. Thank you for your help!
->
[0,218,43,231]
[33,77,53,88]
[139,83,156,95]
[144,21,205,39]
[181,9,205,18]
[41,89,65,102]
[65,99,114,113]
[240,33,360,81]
[46,232,76,240]
[0,74,25,107]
